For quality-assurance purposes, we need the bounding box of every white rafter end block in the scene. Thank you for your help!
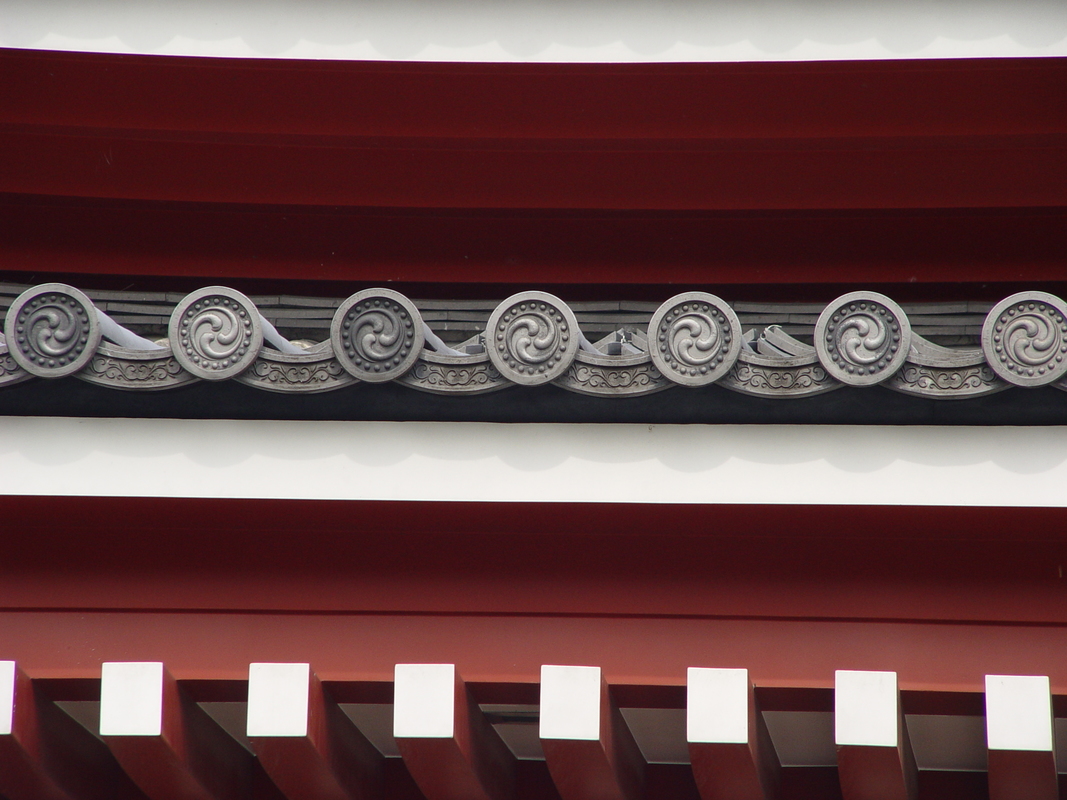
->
[247,662,310,737]
[100,662,165,737]
[687,667,749,744]
[394,663,456,739]
[540,665,601,741]
[0,661,14,735]
[986,674,1053,752]
[835,670,899,747]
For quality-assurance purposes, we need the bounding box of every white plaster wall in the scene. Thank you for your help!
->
[0,417,1065,507]
[1,0,1065,62]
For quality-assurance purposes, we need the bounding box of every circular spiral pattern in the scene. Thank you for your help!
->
[486,292,579,385]
[169,287,263,380]
[981,291,1067,387]
[331,289,424,382]
[647,293,741,386]
[4,284,102,378]
[814,292,911,386]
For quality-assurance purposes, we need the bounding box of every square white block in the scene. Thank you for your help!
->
[986,674,1053,752]
[394,664,455,739]
[247,663,310,737]
[540,665,602,741]
[0,661,14,735]
[835,670,898,747]
[100,662,164,737]
[687,667,749,744]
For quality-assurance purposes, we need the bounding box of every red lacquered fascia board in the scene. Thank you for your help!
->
[1,48,1065,140]
[2,49,1066,211]
[2,496,1067,626]
[3,127,1065,210]
[2,198,1064,289]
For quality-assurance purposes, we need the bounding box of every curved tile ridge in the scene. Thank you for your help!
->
[0,284,1063,401]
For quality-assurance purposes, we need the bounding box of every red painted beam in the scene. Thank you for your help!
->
[3,497,1067,627]
[0,663,146,800]
[687,669,779,800]
[2,197,1064,289]
[540,667,644,800]
[2,49,1063,141]
[100,663,253,800]
[248,664,383,800]
[394,665,515,800]
[4,199,1062,292]
[987,751,1057,800]
[1,51,1064,214]
[835,672,917,800]
[2,128,1063,211]
[8,612,1067,699]
[984,675,1058,800]
[838,739,918,800]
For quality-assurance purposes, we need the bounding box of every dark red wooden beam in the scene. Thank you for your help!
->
[984,675,1058,800]
[2,197,1065,290]
[2,128,1062,211]
[1,50,1065,220]
[248,664,383,800]
[394,664,515,800]
[687,669,779,800]
[540,667,644,800]
[100,663,253,800]
[8,611,1067,700]
[0,662,146,800]
[3,497,1067,627]
[2,49,1063,141]
[835,671,917,800]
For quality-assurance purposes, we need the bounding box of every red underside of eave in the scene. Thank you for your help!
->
[0,48,1064,290]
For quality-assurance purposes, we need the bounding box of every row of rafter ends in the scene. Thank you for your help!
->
[0,661,1060,800]
[0,284,1063,401]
